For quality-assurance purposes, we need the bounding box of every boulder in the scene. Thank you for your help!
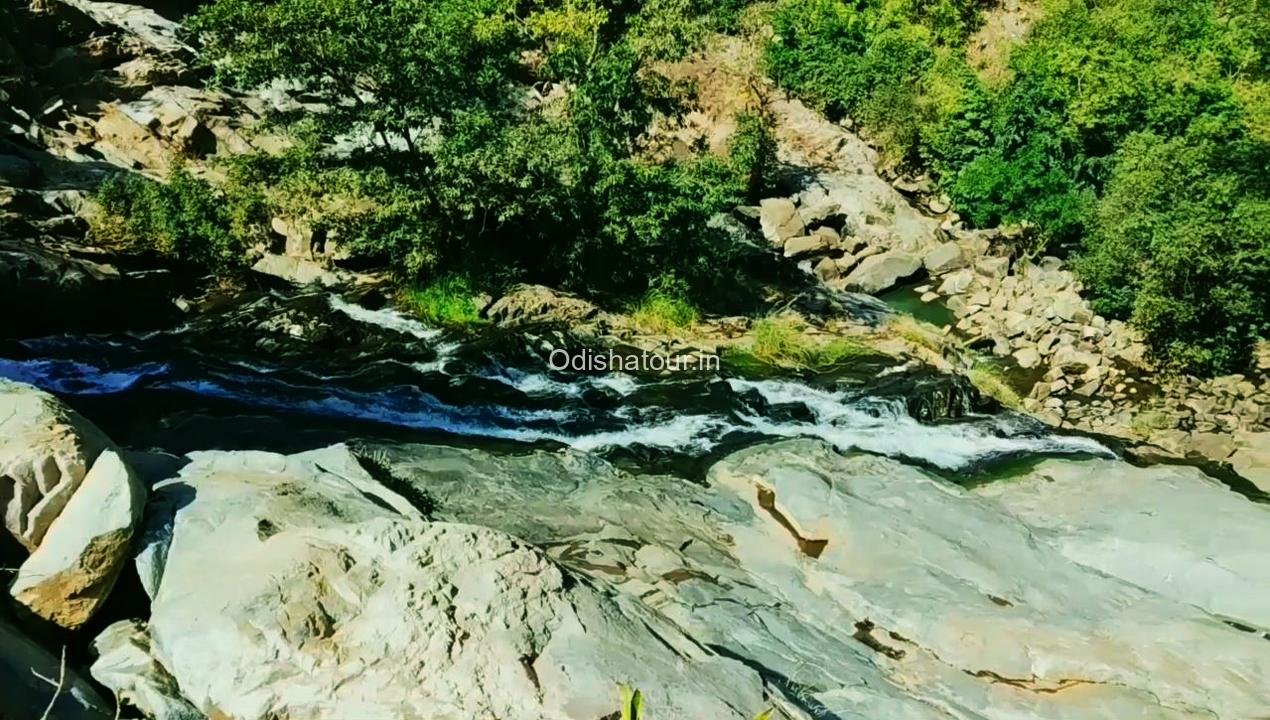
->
[484,284,599,327]
[2,617,113,720]
[936,268,974,295]
[1229,431,1270,493]
[135,445,768,720]
[840,251,922,294]
[922,241,967,274]
[758,198,805,247]
[783,231,835,259]
[10,449,146,629]
[813,256,840,281]
[1013,346,1041,369]
[1051,345,1099,374]
[974,255,1009,279]
[0,379,113,551]
[251,253,353,287]
[91,620,205,720]
[798,200,841,227]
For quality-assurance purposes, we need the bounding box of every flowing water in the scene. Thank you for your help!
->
[0,288,1112,477]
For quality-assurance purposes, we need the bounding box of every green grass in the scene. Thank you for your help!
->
[886,315,947,353]
[629,289,700,335]
[739,315,885,370]
[402,275,486,328]
[968,361,1022,410]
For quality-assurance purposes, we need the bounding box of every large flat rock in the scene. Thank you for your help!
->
[368,440,1270,720]
[131,445,769,720]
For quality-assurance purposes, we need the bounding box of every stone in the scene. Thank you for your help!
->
[974,255,1009,279]
[1013,347,1041,369]
[759,198,805,246]
[251,253,354,287]
[91,621,205,720]
[11,449,146,629]
[813,256,840,281]
[0,380,114,551]
[484,284,599,327]
[371,441,1270,720]
[1187,432,1236,463]
[799,200,841,227]
[1229,432,1270,493]
[2,617,112,720]
[936,268,974,295]
[1051,346,1099,374]
[922,241,968,274]
[783,232,835,259]
[137,446,766,719]
[841,251,923,294]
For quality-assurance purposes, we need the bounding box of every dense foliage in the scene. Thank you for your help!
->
[94,168,265,272]
[765,0,1269,372]
[107,0,773,310]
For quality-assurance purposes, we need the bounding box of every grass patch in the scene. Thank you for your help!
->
[629,288,700,335]
[739,315,884,370]
[886,315,947,354]
[1130,408,1173,436]
[968,361,1022,410]
[402,275,485,328]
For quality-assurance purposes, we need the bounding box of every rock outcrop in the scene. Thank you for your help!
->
[1,380,145,629]
[362,439,1270,720]
[128,445,771,720]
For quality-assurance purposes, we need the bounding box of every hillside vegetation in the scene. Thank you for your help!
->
[94,0,1267,374]
[765,0,1268,373]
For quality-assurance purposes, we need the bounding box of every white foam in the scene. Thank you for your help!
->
[329,295,443,341]
[727,378,1111,469]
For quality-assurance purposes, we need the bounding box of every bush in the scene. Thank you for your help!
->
[1075,123,1269,373]
[765,0,1269,372]
[94,167,264,272]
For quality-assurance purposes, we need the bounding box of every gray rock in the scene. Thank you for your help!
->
[759,198,805,247]
[138,445,769,720]
[91,620,204,720]
[841,251,922,294]
[2,617,112,720]
[935,268,974,296]
[484,284,599,327]
[783,231,835,259]
[363,440,1270,720]
[1013,347,1041,369]
[975,255,1010,279]
[922,241,968,274]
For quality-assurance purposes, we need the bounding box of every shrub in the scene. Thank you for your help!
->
[93,167,264,272]
[1075,123,1269,373]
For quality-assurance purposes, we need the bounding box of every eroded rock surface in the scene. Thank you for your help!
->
[133,445,770,720]
[1,381,146,629]
[365,439,1270,720]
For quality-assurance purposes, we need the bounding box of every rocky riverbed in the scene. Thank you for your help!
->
[3,2,1269,718]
